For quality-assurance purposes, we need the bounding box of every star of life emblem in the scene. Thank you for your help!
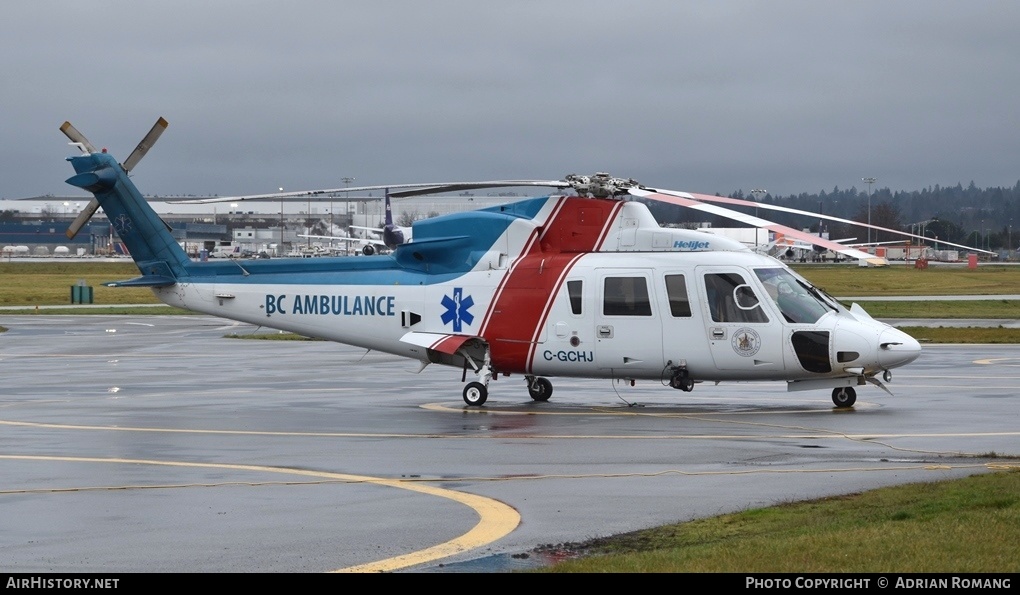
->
[440,287,475,333]
[113,214,132,236]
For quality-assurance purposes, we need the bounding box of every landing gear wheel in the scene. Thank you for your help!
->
[832,387,857,408]
[463,382,488,406]
[528,377,553,402]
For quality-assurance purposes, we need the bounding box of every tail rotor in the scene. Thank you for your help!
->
[62,117,169,239]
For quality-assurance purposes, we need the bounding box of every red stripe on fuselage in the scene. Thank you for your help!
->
[431,334,473,356]
[522,252,586,371]
[476,201,555,333]
[480,196,624,374]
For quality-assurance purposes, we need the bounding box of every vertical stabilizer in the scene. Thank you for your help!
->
[384,188,393,227]
[63,124,190,281]
[381,188,406,248]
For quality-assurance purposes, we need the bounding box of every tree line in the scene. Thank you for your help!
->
[644,181,1020,251]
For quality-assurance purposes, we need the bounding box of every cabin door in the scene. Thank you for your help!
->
[695,266,786,372]
[594,269,664,373]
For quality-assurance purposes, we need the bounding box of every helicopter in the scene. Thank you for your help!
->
[60,118,925,409]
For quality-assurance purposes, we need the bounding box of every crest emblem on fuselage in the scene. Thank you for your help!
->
[731,327,761,357]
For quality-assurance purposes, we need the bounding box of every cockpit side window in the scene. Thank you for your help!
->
[754,267,830,324]
[704,273,768,323]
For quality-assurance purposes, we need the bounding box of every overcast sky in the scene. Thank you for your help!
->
[3,1,1018,202]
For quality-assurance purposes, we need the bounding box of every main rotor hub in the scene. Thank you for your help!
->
[564,172,639,198]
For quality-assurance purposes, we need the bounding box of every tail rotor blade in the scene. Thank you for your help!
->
[66,199,100,239]
[121,117,168,173]
[60,121,98,154]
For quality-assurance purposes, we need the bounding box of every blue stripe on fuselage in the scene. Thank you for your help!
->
[183,255,452,286]
[410,195,549,246]
[186,196,552,286]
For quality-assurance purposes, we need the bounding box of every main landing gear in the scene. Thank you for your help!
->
[456,342,555,406]
[463,382,488,406]
[461,376,555,406]
[457,341,493,406]
[526,376,553,401]
[832,386,857,408]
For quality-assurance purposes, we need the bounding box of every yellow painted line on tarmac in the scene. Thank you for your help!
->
[974,357,1020,366]
[421,401,877,416]
[0,353,199,358]
[0,454,519,573]
[0,419,451,439]
[5,414,1019,442]
[906,382,1020,386]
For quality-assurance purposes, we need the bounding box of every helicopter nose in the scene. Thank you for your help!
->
[877,328,922,369]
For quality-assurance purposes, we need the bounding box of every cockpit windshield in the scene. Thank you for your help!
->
[754,267,833,324]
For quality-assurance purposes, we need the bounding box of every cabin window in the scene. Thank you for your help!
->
[603,276,652,316]
[566,280,583,315]
[704,273,768,323]
[664,274,692,317]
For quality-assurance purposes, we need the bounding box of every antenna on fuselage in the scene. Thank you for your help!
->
[610,377,640,407]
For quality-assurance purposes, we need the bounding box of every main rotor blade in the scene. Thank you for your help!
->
[629,187,886,265]
[66,199,100,239]
[647,188,995,256]
[175,180,570,204]
[121,117,168,173]
[389,180,570,198]
[59,121,98,154]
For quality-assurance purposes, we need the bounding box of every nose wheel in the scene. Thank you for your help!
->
[832,387,857,408]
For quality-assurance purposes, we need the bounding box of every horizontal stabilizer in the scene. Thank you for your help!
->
[400,331,476,355]
[102,275,177,288]
[392,235,472,269]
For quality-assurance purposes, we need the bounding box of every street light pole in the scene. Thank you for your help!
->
[342,176,355,216]
[862,177,876,245]
[342,177,354,253]
[279,187,284,255]
[749,188,766,247]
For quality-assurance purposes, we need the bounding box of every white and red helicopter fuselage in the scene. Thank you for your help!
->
[63,123,920,408]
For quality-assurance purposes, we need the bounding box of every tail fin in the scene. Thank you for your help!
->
[384,188,393,227]
[381,188,406,248]
[62,119,190,283]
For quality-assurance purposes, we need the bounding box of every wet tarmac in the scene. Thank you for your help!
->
[1,314,1017,572]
